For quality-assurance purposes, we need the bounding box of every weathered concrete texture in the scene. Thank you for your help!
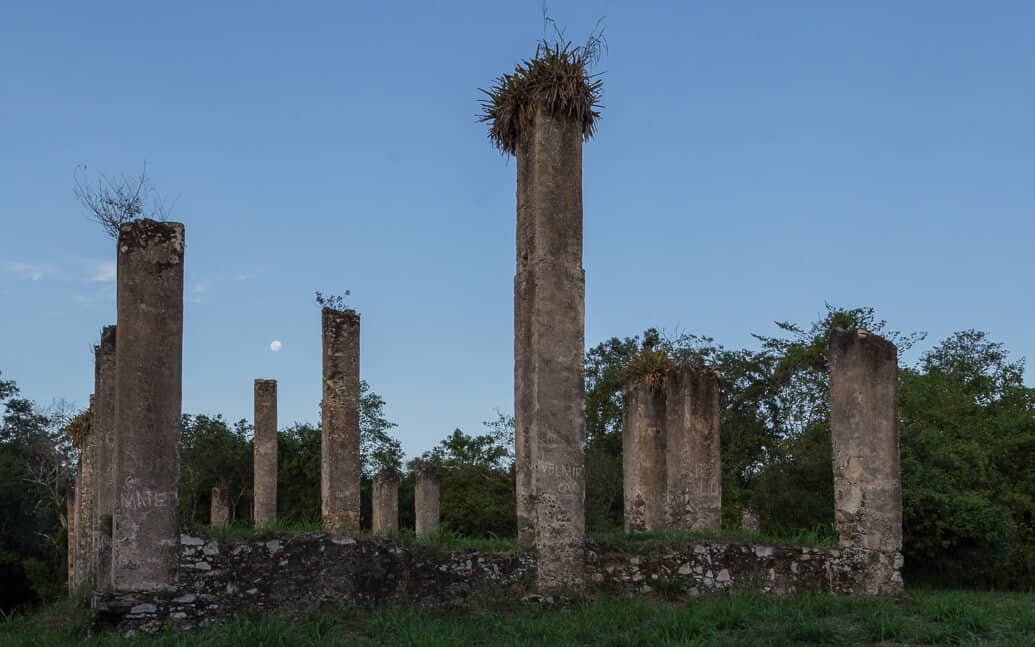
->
[623,382,667,532]
[94,325,116,592]
[372,471,400,536]
[414,464,440,537]
[210,488,230,528]
[95,536,902,636]
[67,487,76,593]
[321,308,361,535]
[112,219,184,592]
[665,364,722,531]
[829,329,903,578]
[515,109,587,591]
[513,136,535,548]
[253,379,278,527]
[741,508,761,533]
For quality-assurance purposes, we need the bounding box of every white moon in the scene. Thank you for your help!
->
[270,340,282,352]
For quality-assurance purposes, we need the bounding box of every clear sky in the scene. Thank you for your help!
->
[2,1,1033,458]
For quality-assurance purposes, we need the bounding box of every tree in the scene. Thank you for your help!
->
[178,415,253,525]
[899,330,1035,587]
[73,163,170,238]
[0,372,72,610]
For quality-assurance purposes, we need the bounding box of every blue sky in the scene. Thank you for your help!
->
[2,1,1033,458]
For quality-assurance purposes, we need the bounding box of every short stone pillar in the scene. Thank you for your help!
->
[253,379,278,527]
[829,329,903,595]
[210,487,230,528]
[741,508,761,533]
[112,219,184,592]
[67,486,76,594]
[414,463,440,537]
[665,364,722,531]
[321,308,361,534]
[622,382,667,532]
[515,109,587,591]
[372,471,400,536]
[93,325,116,592]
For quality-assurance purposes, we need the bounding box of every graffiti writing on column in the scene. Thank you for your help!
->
[533,461,584,494]
[120,478,176,511]
[693,464,720,497]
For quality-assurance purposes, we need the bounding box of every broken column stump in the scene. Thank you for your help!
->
[372,471,400,536]
[321,308,361,534]
[210,487,230,528]
[414,463,440,538]
[665,364,722,531]
[253,379,278,527]
[829,328,904,595]
[112,219,184,592]
[623,381,667,532]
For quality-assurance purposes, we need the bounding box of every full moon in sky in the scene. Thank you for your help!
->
[270,340,282,352]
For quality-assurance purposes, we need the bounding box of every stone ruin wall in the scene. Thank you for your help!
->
[94,533,903,637]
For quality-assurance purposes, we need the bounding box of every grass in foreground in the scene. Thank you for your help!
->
[2,590,1033,646]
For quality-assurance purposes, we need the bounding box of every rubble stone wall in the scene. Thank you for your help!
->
[94,534,902,637]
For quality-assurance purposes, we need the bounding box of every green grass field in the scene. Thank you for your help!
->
[3,589,1033,646]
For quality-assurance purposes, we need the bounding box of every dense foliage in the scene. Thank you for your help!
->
[2,303,1033,612]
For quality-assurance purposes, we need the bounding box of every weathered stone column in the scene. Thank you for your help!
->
[93,325,116,592]
[210,487,230,528]
[372,471,399,536]
[414,463,440,537]
[665,364,722,531]
[517,109,587,590]
[253,379,278,527]
[829,328,903,595]
[623,382,667,532]
[112,219,184,592]
[321,307,361,534]
[67,486,76,594]
[75,396,96,591]
[741,508,760,533]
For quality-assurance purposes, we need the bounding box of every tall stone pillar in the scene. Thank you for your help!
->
[372,471,399,536]
[93,325,116,592]
[829,329,903,595]
[516,109,586,591]
[253,379,278,527]
[112,219,184,592]
[210,487,230,528]
[623,382,667,532]
[67,486,76,594]
[414,463,440,537]
[665,364,722,531]
[321,308,361,534]
[75,396,96,591]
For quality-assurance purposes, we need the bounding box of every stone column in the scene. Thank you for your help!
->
[516,109,586,591]
[253,379,278,527]
[414,463,440,537]
[741,508,760,533]
[372,471,399,536]
[321,308,361,534]
[93,325,116,592]
[75,396,96,591]
[210,487,230,528]
[829,328,903,594]
[112,219,184,592]
[665,364,722,531]
[67,486,76,594]
[623,382,667,532]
